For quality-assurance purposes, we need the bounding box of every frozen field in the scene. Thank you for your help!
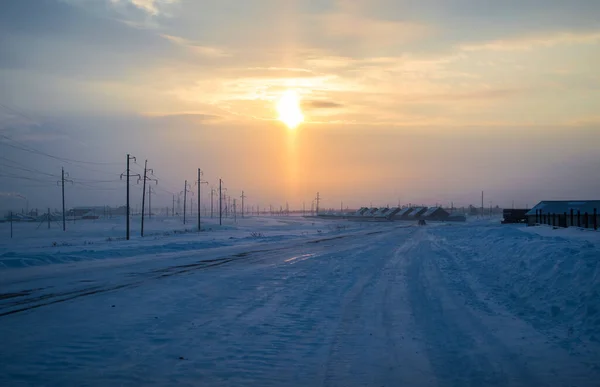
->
[0,217,599,386]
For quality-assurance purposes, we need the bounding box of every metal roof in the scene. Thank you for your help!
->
[421,207,448,217]
[395,208,413,216]
[406,207,427,218]
[525,201,600,216]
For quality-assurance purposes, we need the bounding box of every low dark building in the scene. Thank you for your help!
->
[501,209,529,224]
[526,201,600,229]
[421,207,450,221]
[406,207,428,219]
[391,207,414,220]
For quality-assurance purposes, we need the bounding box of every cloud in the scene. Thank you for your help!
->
[303,100,344,109]
[315,13,432,46]
[110,0,179,16]
[460,30,600,51]
[161,34,230,58]
[143,113,223,125]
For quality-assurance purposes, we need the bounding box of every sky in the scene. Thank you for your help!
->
[1,0,599,213]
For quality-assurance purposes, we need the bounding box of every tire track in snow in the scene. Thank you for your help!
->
[426,227,600,387]
[405,229,538,387]
[321,227,430,386]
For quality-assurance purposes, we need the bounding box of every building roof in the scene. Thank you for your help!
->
[406,207,427,218]
[525,201,600,216]
[384,207,401,217]
[362,208,378,216]
[395,207,413,217]
[421,207,448,217]
[373,207,390,216]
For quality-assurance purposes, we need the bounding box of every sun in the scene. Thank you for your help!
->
[276,90,304,129]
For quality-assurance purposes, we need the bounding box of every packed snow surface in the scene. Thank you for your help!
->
[0,217,599,386]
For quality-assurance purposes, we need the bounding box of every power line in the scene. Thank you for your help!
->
[0,173,57,184]
[0,102,39,125]
[0,135,121,166]
[0,161,60,178]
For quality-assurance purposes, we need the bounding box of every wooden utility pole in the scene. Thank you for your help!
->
[141,160,148,237]
[211,188,215,218]
[219,179,222,225]
[148,186,154,219]
[481,191,484,219]
[316,192,320,215]
[120,154,140,240]
[183,180,189,225]
[196,168,208,232]
[241,191,246,218]
[140,160,157,237]
[62,168,66,231]
[59,167,72,231]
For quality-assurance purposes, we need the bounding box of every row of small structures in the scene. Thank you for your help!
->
[318,206,466,222]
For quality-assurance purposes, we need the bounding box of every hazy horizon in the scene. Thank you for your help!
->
[1,0,599,212]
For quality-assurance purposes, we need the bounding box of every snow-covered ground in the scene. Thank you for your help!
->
[0,215,358,268]
[0,217,599,386]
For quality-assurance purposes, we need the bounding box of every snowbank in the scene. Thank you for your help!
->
[431,223,600,349]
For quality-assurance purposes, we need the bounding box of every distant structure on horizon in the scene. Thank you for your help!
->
[526,200,599,230]
[316,206,465,222]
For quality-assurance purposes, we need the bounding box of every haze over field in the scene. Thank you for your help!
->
[1,0,599,211]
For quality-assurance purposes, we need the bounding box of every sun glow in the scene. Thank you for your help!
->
[276,90,304,129]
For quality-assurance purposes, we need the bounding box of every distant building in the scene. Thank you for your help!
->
[501,209,529,224]
[383,207,401,220]
[372,207,390,217]
[526,200,600,229]
[361,208,378,217]
[354,207,370,216]
[406,207,428,219]
[421,207,450,221]
[392,207,414,220]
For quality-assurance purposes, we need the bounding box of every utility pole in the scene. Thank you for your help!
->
[140,160,157,237]
[241,191,246,218]
[182,180,192,225]
[211,188,215,219]
[196,169,208,232]
[228,196,232,218]
[233,198,237,223]
[120,154,140,240]
[316,192,320,215]
[481,191,484,219]
[148,186,155,219]
[219,179,222,225]
[141,160,148,237]
[58,167,72,231]
[172,195,175,217]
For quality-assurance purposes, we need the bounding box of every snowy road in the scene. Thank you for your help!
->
[1,223,599,386]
